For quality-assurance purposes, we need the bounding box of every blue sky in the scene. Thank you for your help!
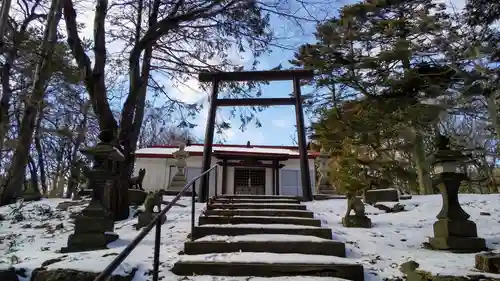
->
[78,2,326,148]
[178,4,330,146]
[181,0,468,146]
[77,0,466,146]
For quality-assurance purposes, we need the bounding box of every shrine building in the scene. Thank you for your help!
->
[134,143,320,197]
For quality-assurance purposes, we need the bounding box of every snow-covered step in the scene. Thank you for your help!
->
[196,234,331,242]
[208,203,307,210]
[198,215,322,226]
[212,198,301,204]
[215,195,301,200]
[205,208,315,218]
[171,252,363,281]
[191,224,332,240]
[184,234,345,256]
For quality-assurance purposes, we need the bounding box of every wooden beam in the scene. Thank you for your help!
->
[216,98,296,107]
[198,69,314,82]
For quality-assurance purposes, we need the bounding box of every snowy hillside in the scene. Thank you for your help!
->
[1,194,500,281]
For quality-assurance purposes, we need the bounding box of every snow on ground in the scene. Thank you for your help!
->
[0,196,203,281]
[1,194,500,281]
[306,194,500,280]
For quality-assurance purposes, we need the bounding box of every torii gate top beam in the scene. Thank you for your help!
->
[198,69,314,82]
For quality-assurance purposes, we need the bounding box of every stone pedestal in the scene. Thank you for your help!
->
[364,188,399,204]
[136,212,166,230]
[169,173,187,192]
[428,218,486,252]
[317,179,335,195]
[427,173,486,253]
[61,201,118,253]
[342,215,372,228]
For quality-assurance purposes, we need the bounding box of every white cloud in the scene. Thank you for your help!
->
[271,118,288,128]
[226,127,266,144]
[224,128,236,141]
[165,78,206,104]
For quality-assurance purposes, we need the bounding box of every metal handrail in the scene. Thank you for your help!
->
[93,165,219,281]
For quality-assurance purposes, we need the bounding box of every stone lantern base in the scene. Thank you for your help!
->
[342,215,372,228]
[169,172,188,192]
[428,219,486,253]
[317,183,336,195]
[61,201,119,253]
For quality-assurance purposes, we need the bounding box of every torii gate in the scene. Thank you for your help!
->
[197,69,314,203]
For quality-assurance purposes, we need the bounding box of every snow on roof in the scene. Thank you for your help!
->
[135,144,320,159]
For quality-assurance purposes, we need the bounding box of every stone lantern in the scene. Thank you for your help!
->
[168,143,190,193]
[61,131,123,253]
[316,147,334,194]
[427,135,486,253]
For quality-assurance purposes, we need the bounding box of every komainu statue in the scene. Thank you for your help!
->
[342,190,372,228]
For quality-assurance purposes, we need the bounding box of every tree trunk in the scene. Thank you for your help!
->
[0,0,12,51]
[66,99,91,198]
[0,5,41,169]
[27,155,40,194]
[0,51,15,164]
[34,105,48,195]
[63,0,126,218]
[0,0,63,206]
[412,131,432,194]
[110,0,155,221]
[51,139,66,193]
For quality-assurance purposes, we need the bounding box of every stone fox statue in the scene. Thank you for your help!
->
[130,169,146,190]
[345,191,365,217]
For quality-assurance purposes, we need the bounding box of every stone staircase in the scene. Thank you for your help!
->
[171,195,365,281]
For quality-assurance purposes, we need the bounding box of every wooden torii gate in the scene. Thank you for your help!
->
[197,69,314,203]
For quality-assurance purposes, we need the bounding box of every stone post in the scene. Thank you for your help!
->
[168,143,189,193]
[316,147,334,194]
[427,135,486,253]
[61,131,124,253]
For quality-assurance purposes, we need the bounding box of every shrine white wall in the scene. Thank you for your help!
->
[134,156,316,196]
[133,158,169,192]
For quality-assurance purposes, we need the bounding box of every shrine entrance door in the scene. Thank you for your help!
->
[233,168,266,195]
